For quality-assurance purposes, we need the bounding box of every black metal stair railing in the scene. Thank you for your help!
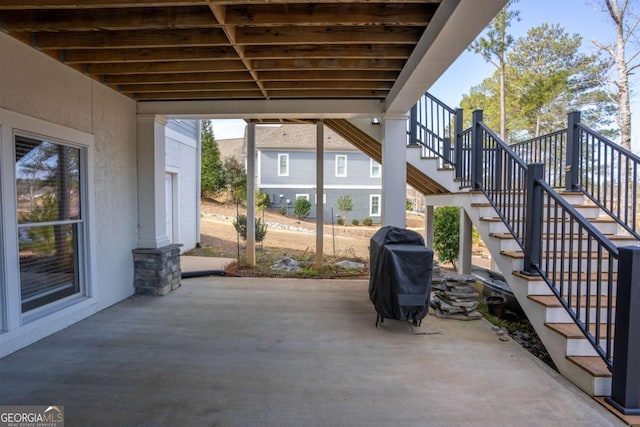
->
[571,116,640,240]
[492,110,640,240]
[409,93,456,166]
[510,129,567,189]
[532,176,619,368]
[412,91,640,413]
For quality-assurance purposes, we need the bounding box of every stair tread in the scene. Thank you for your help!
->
[480,216,616,223]
[501,250,614,260]
[512,270,618,282]
[546,322,614,339]
[567,356,611,377]
[490,232,635,240]
[528,294,615,307]
[471,202,597,209]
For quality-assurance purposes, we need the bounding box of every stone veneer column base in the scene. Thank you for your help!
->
[132,244,183,296]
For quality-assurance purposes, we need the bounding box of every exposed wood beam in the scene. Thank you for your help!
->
[62,46,239,63]
[132,89,387,100]
[86,60,247,74]
[34,28,228,49]
[256,70,398,81]
[250,58,405,71]
[117,82,261,93]
[262,89,388,98]
[0,1,204,9]
[208,2,268,98]
[0,6,218,31]
[263,81,393,90]
[223,4,436,26]
[103,71,255,85]
[0,1,440,10]
[235,26,422,45]
[133,90,267,100]
[243,44,413,59]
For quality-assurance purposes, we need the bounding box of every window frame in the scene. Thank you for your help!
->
[295,193,309,201]
[277,153,289,177]
[13,130,89,317]
[335,154,347,177]
[370,159,381,178]
[370,194,381,217]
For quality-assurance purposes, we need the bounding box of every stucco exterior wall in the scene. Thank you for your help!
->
[0,33,138,355]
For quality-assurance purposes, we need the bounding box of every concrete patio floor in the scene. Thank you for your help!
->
[0,277,623,426]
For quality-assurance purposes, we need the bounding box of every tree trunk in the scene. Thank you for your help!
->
[614,16,632,151]
[499,67,506,141]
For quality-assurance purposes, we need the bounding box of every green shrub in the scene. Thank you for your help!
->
[337,217,345,226]
[294,198,312,220]
[233,215,268,242]
[279,207,287,216]
[351,219,359,226]
[363,217,373,226]
[433,206,459,268]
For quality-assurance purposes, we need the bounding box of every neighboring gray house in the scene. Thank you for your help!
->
[256,124,382,224]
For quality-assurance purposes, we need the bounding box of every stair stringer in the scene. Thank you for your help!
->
[424,192,611,397]
[341,118,461,193]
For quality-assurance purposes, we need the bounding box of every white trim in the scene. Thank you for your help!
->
[335,154,347,177]
[259,184,381,190]
[0,107,97,353]
[370,159,381,178]
[314,193,327,205]
[295,193,309,200]
[370,194,381,217]
[277,153,289,176]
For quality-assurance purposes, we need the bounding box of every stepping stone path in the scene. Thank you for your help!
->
[430,266,482,321]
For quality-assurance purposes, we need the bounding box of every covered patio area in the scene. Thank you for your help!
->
[0,277,622,426]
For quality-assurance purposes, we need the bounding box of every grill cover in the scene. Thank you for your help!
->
[369,226,434,322]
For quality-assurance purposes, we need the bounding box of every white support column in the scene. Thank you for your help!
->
[246,122,256,267]
[137,114,170,248]
[425,203,434,249]
[316,121,324,269]
[458,207,472,275]
[381,114,407,228]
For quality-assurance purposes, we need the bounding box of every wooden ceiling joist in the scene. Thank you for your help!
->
[222,3,436,26]
[0,0,445,104]
[243,44,414,59]
[85,60,247,75]
[234,26,422,45]
[61,46,239,64]
[0,6,216,31]
[103,71,255,85]
[249,58,405,71]
[35,28,229,50]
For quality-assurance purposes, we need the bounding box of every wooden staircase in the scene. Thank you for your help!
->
[329,117,640,398]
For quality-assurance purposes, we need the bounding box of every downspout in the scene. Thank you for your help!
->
[195,120,202,248]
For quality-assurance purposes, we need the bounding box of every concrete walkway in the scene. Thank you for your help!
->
[0,277,623,426]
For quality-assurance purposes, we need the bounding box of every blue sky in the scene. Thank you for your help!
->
[212,0,639,148]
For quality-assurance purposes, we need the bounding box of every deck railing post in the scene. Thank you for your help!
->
[443,137,452,164]
[565,111,581,191]
[454,108,463,179]
[471,110,483,190]
[522,163,544,276]
[606,246,640,415]
[408,104,418,146]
